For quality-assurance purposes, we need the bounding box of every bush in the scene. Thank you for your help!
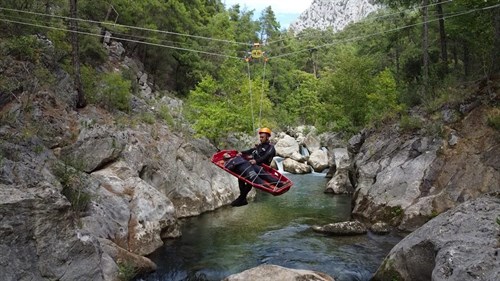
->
[399,115,423,132]
[487,109,500,131]
[81,64,100,103]
[3,35,41,61]
[100,72,132,112]
[53,158,91,215]
[117,260,137,281]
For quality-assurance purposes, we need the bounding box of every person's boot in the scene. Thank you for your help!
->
[230,195,248,207]
[231,182,251,207]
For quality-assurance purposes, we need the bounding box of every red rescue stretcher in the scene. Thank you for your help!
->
[211,150,293,196]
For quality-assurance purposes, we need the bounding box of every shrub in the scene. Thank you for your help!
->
[117,260,137,281]
[3,35,41,61]
[487,108,500,131]
[141,112,155,124]
[52,158,91,215]
[100,72,132,112]
[399,115,423,132]
[158,104,174,127]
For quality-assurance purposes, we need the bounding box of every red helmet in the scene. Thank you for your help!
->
[258,127,272,136]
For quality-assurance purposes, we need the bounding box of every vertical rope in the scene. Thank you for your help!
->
[259,60,267,129]
[247,61,255,132]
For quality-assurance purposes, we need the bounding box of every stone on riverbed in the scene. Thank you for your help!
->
[222,264,335,281]
[312,220,367,235]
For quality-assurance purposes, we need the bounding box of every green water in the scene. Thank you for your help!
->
[138,174,403,281]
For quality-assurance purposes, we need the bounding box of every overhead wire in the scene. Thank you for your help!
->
[0,12,234,53]
[271,3,500,59]
[0,6,251,47]
[0,17,242,59]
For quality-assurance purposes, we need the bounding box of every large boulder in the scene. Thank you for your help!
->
[307,149,329,173]
[0,140,106,281]
[373,196,500,281]
[275,134,300,158]
[325,148,352,193]
[223,264,335,281]
[352,106,499,231]
[283,158,312,174]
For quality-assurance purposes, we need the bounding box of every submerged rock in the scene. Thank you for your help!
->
[312,221,367,235]
[222,264,335,281]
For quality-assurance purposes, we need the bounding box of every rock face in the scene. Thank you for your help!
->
[325,148,352,193]
[290,0,379,34]
[351,105,499,231]
[223,264,335,281]
[373,196,500,281]
[0,41,239,280]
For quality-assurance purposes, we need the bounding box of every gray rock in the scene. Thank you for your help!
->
[222,264,335,281]
[275,134,300,158]
[325,169,353,194]
[0,185,106,281]
[373,196,500,281]
[312,220,367,235]
[307,149,329,173]
[283,158,312,174]
[369,221,391,234]
[347,131,365,155]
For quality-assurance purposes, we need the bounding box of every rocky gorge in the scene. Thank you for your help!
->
[1,37,499,281]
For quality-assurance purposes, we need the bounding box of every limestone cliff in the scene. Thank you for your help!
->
[0,40,238,280]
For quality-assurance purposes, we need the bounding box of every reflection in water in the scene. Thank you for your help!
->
[137,174,403,281]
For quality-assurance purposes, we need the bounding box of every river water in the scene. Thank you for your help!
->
[137,173,403,281]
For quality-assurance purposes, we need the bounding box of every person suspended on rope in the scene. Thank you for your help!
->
[222,153,273,188]
[230,127,283,207]
[244,42,269,62]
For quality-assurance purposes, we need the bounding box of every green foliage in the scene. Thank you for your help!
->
[53,158,91,215]
[399,115,423,132]
[34,66,56,89]
[391,205,404,219]
[487,108,500,131]
[2,35,41,61]
[81,64,100,103]
[79,31,108,66]
[100,72,132,112]
[158,104,175,127]
[117,260,137,281]
[141,112,156,125]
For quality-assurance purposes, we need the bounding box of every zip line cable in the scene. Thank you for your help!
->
[0,17,242,59]
[265,0,455,46]
[246,61,255,132]
[271,3,499,59]
[1,3,496,61]
[0,6,251,47]
[0,12,243,53]
[259,60,267,129]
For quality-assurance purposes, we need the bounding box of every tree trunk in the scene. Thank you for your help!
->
[69,0,86,108]
[493,6,500,73]
[436,1,448,73]
[422,0,429,91]
[463,41,470,78]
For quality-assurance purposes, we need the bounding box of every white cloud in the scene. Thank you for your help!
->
[223,0,312,14]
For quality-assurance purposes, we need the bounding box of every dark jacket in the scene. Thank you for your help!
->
[224,155,265,185]
[241,141,276,166]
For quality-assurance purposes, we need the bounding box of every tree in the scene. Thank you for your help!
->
[69,0,86,108]
[436,0,448,74]
[259,6,280,42]
[422,0,429,92]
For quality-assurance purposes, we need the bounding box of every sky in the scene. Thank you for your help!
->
[223,0,313,29]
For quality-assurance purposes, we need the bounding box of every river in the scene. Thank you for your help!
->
[136,173,403,281]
